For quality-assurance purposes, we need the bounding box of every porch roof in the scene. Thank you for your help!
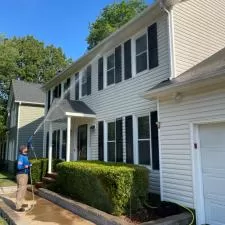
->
[47,99,96,121]
[144,47,225,99]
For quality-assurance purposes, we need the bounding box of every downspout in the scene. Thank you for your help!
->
[159,0,176,79]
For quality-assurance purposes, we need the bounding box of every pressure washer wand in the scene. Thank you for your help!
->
[27,134,37,160]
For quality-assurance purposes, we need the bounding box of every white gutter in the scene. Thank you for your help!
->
[159,0,176,79]
[15,100,45,106]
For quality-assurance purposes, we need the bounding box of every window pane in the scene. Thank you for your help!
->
[82,83,87,96]
[107,69,115,86]
[108,142,115,162]
[136,34,147,55]
[138,116,150,139]
[107,53,115,70]
[138,140,150,165]
[108,122,115,141]
[136,52,147,73]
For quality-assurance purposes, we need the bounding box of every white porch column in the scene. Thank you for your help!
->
[48,122,53,173]
[59,129,63,159]
[66,116,71,162]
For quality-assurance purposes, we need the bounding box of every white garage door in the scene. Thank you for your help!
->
[199,123,225,225]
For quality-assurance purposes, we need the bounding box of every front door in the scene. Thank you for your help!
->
[77,124,87,160]
[199,123,225,225]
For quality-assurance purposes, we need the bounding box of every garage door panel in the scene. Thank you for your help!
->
[199,123,225,225]
[203,175,225,200]
[201,147,225,170]
[205,200,225,225]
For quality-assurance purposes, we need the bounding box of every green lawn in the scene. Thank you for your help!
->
[0,172,16,187]
[0,217,7,225]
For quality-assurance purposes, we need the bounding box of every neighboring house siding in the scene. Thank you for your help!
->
[159,87,225,208]
[78,15,169,193]
[18,104,45,158]
[173,0,225,77]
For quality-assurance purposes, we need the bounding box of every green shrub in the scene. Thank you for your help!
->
[56,161,149,216]
[30,158,63,183]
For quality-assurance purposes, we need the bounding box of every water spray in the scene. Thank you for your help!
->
[24,44,109,213]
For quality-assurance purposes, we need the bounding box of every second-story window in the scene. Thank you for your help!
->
[75,72,79,100]
[136,34,148,74]
[64,78,70,99]
[82,71,87,96]
[107,53,115,86]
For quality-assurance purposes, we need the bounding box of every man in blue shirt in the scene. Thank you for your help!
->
[16,145,31,212]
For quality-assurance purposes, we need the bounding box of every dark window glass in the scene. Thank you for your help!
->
[136,34,147,54]
[138,116,150,139]
[136,34,147,73]
[107,53,115,86]
[108,142,115,162]
[138,116,150,165]
[107,54,115,69]
[136,53,147,73]
[138,141,150,165]
[82,72,87,96]
[87,65,92,95]
[108,122,115,141]
[107,69,115,86]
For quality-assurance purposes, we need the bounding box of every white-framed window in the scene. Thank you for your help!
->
[107,52,115,86]
[137,115,151,165]
[135,33,148,74]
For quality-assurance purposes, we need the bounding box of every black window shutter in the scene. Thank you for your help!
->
[98,57,104,90]
[148,23,158,69]
[58,83,61,98]
[151,111,159,170]
[46,132,49,158]
[47,90,51,110]
[124,39,132,80]
[116,118,123,162]
[75,72,79,100]
[98,121,104,161]
[87,65,92,95]
[125,115,133,163]
[115,45,122,83]
[57,130,60,159]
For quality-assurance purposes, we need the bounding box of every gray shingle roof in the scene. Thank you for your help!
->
[12,80,45,104]
[47,99,95,121]
[147,47,225,93]
[58,99,95,115]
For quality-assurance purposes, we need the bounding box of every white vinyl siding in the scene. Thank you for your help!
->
[45,15,168,194]
[159,87,225,208]
[173,0,225,77]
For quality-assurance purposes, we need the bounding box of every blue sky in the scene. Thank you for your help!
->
[0,0,153,60]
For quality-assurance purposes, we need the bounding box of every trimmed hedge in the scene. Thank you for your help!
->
[56,161,149,216]
[30,158,63,184]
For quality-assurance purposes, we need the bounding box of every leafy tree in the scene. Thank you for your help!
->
[0,35,72,134]
[86,0,147,50]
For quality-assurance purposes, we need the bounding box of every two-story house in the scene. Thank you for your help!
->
[6,79,45,172]
[42,1,225,224]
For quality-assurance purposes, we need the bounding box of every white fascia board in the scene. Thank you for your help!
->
[65,112,96,118]
[15,100,45,106]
